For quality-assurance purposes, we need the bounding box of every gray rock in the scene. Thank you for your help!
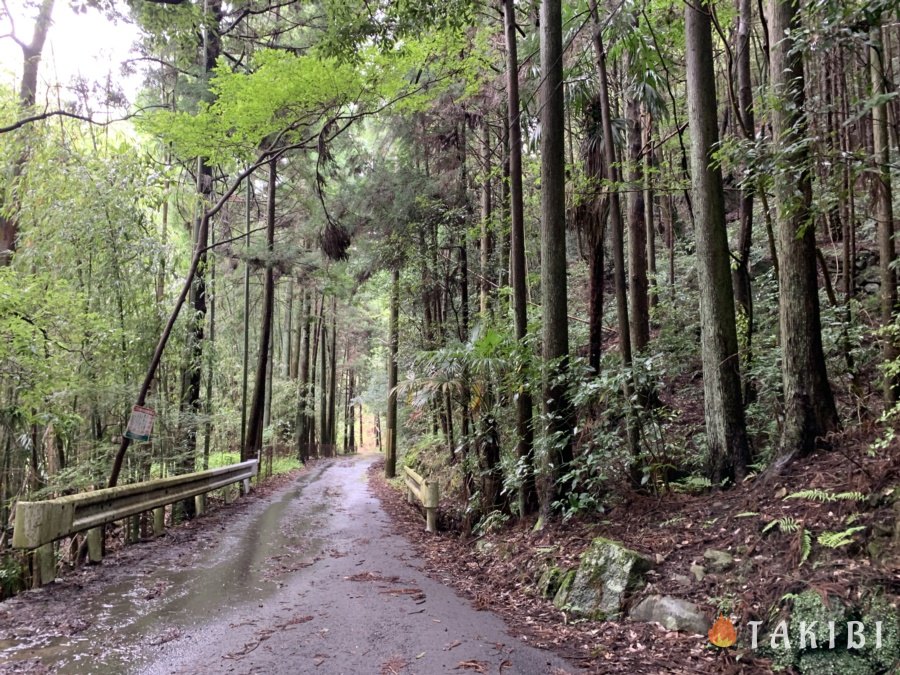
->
[552,537,652,620]
[629,595,710,635]
[671,574,693,587]
[474,540,495,554]
[690,563,706,582]
[703,548,734,572]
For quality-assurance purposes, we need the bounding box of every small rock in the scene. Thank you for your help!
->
[703,548,734,572]
[671,574,693,587]
[474,540,495,554]
[629,595,710,635]
[689,564,706,582]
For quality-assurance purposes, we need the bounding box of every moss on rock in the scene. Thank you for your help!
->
[552,537,652,620]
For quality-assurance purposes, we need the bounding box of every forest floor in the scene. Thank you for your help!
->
[370,430,900,674]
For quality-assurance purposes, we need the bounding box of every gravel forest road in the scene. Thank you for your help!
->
[0,455,572,675]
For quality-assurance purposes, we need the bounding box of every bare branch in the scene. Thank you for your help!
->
[0,105,168,135]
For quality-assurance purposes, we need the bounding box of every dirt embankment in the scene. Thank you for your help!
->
[371,433,900,674]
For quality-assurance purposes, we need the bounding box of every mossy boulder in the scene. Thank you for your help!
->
[763,590,899,674]
[798,650,874,675]
[552,537,652,620]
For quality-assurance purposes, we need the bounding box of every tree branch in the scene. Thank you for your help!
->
[0,105,168,135]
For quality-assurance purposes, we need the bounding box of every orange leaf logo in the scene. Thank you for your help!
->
[708,615,737,648]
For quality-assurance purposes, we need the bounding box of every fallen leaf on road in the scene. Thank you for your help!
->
[380,655,408,674]
[455,660,489,673]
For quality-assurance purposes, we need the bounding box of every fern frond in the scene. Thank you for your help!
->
[817,526,866,549]
[799,528,811,565]
[763,516,800,534]
[785,488,832,502]
[785,489,866,503]
[833,491,866,502]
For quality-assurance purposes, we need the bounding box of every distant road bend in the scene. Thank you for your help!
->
[0,455,572,674]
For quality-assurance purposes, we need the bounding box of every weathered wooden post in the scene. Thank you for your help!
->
[195,494,206,516]
[424,482,439,533]
[87,528,103,562]
[153,507,165,536]
[32,544,55,587]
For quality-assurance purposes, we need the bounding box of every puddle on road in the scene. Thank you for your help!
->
[0,469,333,674]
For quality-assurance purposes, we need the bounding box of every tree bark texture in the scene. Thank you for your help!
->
[685,0,751,482]
[769,0,839,465]
[540,0,574,502]
[502,0,537,516]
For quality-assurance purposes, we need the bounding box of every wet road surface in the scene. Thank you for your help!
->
[0,456,572,674]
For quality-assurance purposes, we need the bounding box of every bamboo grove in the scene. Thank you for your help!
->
[0,0,899,567]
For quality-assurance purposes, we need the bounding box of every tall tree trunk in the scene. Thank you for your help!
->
[240,177,252,450]
[327,297,338,449]
[385,268,399,478]
[295,289,311,461]
[308,295,324,456]
[177,157,211,517]
[283,280,294,378]
[458,231,474,509]
[178,0,222,514]
[685,0,751,482]
[319,321,328,454]
[589,1,639,466]
[584,97,609,374]
[502,0,537,516]
[733,0,756,403]
[625,29,650,353]
[769,0,839,468]
[480,117,494,318]
[644,109,658,310]
[871,22,899,402]
[202,224,217,472]
[540,0,574,505]
[347,369,356,453]
[0,0,55,265]
[243,157,277,462]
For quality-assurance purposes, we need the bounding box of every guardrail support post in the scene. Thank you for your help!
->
[153,507,165,536]
[195,494,206,516]
[87,528,103,562]
[425,482,439,533]
[129,515,140,544]
[32,543,55,588]
[242,478,250,495]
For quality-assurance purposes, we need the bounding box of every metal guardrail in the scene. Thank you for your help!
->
[403,466,439,533]
[13,460,258,559]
